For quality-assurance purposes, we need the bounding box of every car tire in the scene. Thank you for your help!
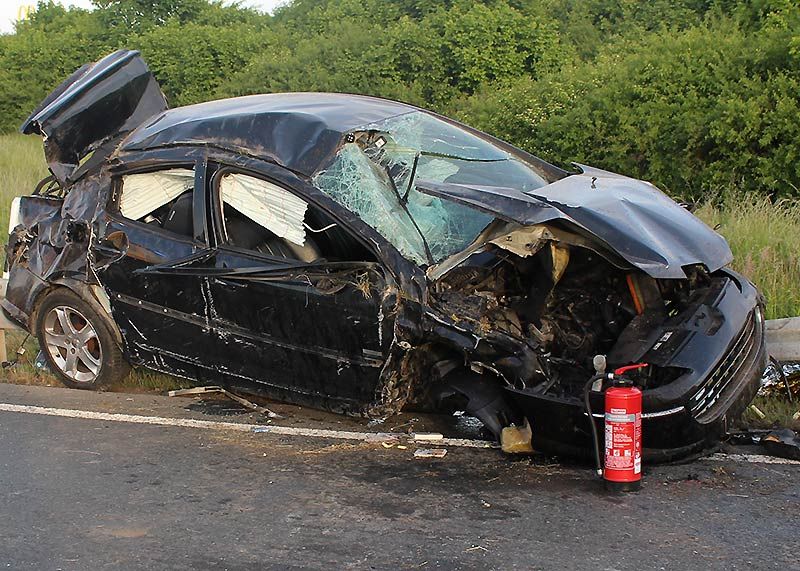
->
[34,289,129,390]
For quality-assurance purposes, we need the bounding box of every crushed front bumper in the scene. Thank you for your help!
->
[507,272,767,462]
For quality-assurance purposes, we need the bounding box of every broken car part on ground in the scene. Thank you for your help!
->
[1,50,767,462]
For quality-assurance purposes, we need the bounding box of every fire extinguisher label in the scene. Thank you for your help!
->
[604,412,642,471]
[605,412,636,423]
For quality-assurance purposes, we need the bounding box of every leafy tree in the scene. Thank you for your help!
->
[92,0,206,32]
[386,2,565,104]
[456,9,800,198]
[137,20,273,106]
[223,1,564,109]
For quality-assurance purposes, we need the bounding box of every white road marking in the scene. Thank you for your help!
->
[0,402,497,449]
[1,402,797,464]
[705,452,800,465]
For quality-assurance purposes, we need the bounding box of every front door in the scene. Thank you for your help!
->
[205,169,391,412]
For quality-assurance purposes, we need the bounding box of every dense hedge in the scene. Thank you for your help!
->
[454,8,800,198]
[1,0,798,198]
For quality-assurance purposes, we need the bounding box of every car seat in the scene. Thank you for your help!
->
[161,190,194,237]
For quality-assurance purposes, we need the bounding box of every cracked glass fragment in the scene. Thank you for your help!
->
[314,143,428,264]
[314,112,551,265]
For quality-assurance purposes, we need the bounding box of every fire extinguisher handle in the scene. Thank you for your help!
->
[613,363,649,376]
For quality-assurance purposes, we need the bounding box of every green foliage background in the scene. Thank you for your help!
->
[0,0,799,200]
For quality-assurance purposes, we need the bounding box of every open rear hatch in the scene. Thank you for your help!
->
[20,49,168,184]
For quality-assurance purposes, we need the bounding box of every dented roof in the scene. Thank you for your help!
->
[120,93,419,176]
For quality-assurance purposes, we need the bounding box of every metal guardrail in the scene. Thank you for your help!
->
[765,317,800,363]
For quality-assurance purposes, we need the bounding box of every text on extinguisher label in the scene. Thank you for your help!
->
[604,412,642,472]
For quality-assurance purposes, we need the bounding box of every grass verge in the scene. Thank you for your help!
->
[742,396,800,432]
[1,331,192,393]
[695,193,800,320]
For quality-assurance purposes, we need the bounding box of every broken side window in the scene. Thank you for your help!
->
[118,168,195,237]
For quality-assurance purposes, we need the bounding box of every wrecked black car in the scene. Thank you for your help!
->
[2,50,767,461]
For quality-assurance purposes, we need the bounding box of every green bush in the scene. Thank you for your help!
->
[137,21,274,107]
[218,0,564,109]
[454,8,800,199]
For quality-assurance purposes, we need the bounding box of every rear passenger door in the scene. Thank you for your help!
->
[98,161,218,381]
[205,168,390,410]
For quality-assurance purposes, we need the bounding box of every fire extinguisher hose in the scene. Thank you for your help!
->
[583,373,605,477]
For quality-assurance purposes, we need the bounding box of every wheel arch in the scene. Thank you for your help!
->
[30,279,123,346]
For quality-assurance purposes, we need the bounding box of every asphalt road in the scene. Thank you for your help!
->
[0,384,797,571]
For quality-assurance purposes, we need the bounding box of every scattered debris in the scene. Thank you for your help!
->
[761,428,800,461]
[727,429,770,446]
[760,360,800,400]
[464,545,488,553]
[500,418,534,454]
[413,448,447,459]
[769,356,794,402]
[413,432,444,442]
[168,386,282,419]
[389,418,419,432]
[748,404,766,419]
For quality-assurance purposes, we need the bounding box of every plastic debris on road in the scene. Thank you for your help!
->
[761,428,800,461]
[414,448,447,458]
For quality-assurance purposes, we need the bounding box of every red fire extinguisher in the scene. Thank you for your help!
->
[603,364,644,491]
[584,362,645,492]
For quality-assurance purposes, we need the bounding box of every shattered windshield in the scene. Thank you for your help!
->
[313,112,548,265]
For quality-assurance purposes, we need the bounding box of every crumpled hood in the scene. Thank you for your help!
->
[418,165,732,279]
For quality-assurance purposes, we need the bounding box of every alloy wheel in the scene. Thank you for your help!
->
[42,305,103,383]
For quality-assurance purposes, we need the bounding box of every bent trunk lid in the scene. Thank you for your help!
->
[20,49,168,184]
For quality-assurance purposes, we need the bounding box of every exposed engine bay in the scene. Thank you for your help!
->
[431,237,714,402]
